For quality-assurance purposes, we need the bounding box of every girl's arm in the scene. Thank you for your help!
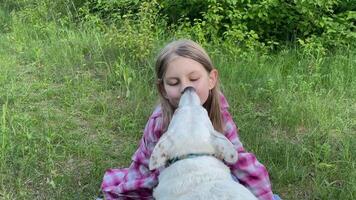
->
[222,110,274,200]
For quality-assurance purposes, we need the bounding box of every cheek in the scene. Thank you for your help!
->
[195,83,210,105]
[166,90,179,99]
[164,86,181,103]
[198,89,210,104]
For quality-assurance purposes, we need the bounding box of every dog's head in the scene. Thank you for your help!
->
[149,87,238,170]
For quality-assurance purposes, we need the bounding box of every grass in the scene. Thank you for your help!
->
[0,4,355,200]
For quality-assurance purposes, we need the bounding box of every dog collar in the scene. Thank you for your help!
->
[167,153,215,167]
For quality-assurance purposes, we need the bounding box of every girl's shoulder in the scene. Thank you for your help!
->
[219,92,230,110]
[142,105,164,141]
[219,92,236,126]
[150,105,163,119]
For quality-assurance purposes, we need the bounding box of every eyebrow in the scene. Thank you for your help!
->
[165,71,200,80]
[165,77,179,83]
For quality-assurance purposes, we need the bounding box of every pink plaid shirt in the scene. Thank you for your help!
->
[101,94,274,200]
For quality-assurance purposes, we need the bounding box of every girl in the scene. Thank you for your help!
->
[100,39,278,200]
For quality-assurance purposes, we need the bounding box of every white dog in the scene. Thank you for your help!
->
[149,87,257,200]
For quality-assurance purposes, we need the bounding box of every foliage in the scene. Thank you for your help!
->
[180,0,355,50]
[4,0,354,50]
[0,1,355,199]
[158,0,208,25]
[78,0,141,24]
[72,0,355,51]
[79,0,164,66]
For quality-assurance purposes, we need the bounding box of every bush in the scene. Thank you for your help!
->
[5,0,354,52]
[195,0,355,49]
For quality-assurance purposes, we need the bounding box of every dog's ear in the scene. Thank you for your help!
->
[211,130,238,164]
[149,133,173,170]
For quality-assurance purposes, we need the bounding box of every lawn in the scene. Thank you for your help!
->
[0,4,355,199]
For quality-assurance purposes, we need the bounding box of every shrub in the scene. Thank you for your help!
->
[159,0,355,49]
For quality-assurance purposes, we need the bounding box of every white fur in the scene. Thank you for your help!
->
[149,87,257,200]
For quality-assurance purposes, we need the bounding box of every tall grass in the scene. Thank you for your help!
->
[0,3,355,200]
[212,48,355,199]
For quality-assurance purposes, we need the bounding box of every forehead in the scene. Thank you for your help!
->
[164,57,207,78]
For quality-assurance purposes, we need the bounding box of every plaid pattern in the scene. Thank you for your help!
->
[101,94,274,200]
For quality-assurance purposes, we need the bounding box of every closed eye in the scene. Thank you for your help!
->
[165,79,179,86]
[167,82,178,86]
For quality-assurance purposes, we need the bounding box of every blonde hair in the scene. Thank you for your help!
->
[155,39,224,132]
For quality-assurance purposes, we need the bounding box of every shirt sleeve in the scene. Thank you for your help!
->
[101,113,162,200]
[126,115,162,189]
[222,109,274,200]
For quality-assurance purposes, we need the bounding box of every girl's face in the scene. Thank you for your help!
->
[162,56,218,107]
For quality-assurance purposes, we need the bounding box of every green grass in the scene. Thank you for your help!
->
[0,5,355,200]
[214,49,356,199]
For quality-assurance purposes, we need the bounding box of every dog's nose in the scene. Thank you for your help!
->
[178,86,200,107]
[181,86,196,94]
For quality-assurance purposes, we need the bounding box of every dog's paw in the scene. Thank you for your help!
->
[211,131,238,164]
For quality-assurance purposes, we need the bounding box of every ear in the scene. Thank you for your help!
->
[211,130,238,164]
[208,69,218,90]
[149,133,173,170]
